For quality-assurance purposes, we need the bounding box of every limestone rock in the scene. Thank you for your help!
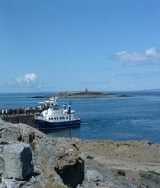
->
[85,170,104,182]
[34,137,85,188]
[3,142,34,180]
[1,121,46,143]
[1,178,24,188]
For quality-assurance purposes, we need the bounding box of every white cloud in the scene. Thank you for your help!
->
[145,47,160,57]
[16,73,37,85]
[115,47,160,64]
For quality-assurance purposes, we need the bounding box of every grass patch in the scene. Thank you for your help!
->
[148,171,160,176]
[35,183,67,188]
[30,142,36,151]
[0,156,4,161]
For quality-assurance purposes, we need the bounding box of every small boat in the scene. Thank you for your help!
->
[34,97,81,130]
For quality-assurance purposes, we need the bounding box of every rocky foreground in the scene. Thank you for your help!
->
[0,119,160,188]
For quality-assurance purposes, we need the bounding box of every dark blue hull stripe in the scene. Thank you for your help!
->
[35,119,81,130]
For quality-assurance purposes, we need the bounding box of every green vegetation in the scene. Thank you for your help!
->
[148,170,160,176]
[35,183,67,188]
[0,156,4,161]
[30,142,36,151]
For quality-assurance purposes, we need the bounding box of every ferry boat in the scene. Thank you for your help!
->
[34,97,81,130]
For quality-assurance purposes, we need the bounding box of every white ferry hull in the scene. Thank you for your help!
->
[35,97,81,130]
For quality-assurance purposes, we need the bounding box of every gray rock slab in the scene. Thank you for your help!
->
[85,170,104,182]
[3,142,34,180]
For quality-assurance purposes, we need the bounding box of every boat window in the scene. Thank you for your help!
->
[54,117,56,120]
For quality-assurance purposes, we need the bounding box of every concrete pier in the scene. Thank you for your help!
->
[0,114,37,128]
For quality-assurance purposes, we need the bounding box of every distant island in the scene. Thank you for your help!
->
[31,90,128,99]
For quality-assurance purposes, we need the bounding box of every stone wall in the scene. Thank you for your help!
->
[1,115,36,128]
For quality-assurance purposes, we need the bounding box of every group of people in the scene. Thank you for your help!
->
[0,107,40,116]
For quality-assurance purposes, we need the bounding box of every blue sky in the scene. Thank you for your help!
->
[0,0,160,93]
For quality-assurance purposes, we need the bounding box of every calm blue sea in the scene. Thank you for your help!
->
[0,90,160,144]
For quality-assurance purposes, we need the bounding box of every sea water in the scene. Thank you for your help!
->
[0,90,160,144]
